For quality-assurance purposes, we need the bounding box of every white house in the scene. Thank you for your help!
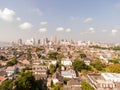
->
[6,66,18,76]
[61,69,76,78]
[61,59,72,66]
[83,57,91,65]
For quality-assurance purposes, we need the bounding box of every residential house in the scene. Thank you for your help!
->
[61,69,76,78]
[83,57,91,65]
[6,66,19,76]
[63,78,81,90]
[32,60,48,80]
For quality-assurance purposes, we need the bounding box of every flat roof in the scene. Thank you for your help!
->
[102,73,120,82]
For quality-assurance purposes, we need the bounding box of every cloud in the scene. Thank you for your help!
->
[16,17,21,21]
[111,29,118,35]
[32,8,43,16]
[0,8,15,22]
[38,28,47,32]
[19,22,33,30]
[56,27,64,32]
[66,28,71,32]
[40,21,48,25]
[88,27,95,33]
[80,27,95,35]
[83,18,93,23]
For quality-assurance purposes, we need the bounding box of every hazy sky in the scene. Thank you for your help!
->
[0,0,120,43]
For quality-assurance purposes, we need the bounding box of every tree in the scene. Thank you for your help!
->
[63,78,69,85]
[0,55,7,61]
[106,64,120,73]
[0,72,44,90]
[81,81,94,90]
[7,58,18,66]
[109,58,120,64]
[89,45,108,50]
[91,60,106,71]
[35,80,44,90]
[112,46,120,50]
[80,53,86,59]
[27,49,32,60]
[72,60,90,72]
[37,54,41,59]
[7,61,14,66]
[57,54,64,60]
[56,60,61,68]
[35,47,44,52]
[15,72,36,90]
[48,52,58,60]
[49,64,56,74]
[52,83,63,90]
[12,58,17,64]
[22,67,32,72]
[81,70,87,75]
[0,79,13,90]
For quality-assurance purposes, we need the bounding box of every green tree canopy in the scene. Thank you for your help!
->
[52,83,63,90]
[112,46,120,50]
[7,57,18,66]
[80,53,86,59]
[106,64,120,73]
[0,72,44,90]
[26,48,32,60]
[109,58,120,64]
[15,72,36,90]
[49,64,56,74]
[0,79,14,90]
[81,81,94,90]
[91,60,106,71]
[48,52,58,60]
[0,55,7,61]
[72,60,91,72]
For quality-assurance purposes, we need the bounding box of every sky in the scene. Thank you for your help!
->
[0,0,120,43]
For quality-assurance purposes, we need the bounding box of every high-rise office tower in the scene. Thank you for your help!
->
[18,39,22,45]
[51,36,57,44]
[38,39,41,45]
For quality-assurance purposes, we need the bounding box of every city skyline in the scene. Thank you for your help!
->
[0,0,120,43]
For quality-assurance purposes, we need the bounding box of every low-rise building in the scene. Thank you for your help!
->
[32,60,48,80]
[61,58,72,66]
[87,73,120,90]
[83,57,91,65]
[63,78,81,90]
[102,73,120,82]
[6,66,19,76]
[61,69,76,78]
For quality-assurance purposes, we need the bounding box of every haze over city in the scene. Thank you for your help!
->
[1,1,120,90]
[0,0,120,43]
